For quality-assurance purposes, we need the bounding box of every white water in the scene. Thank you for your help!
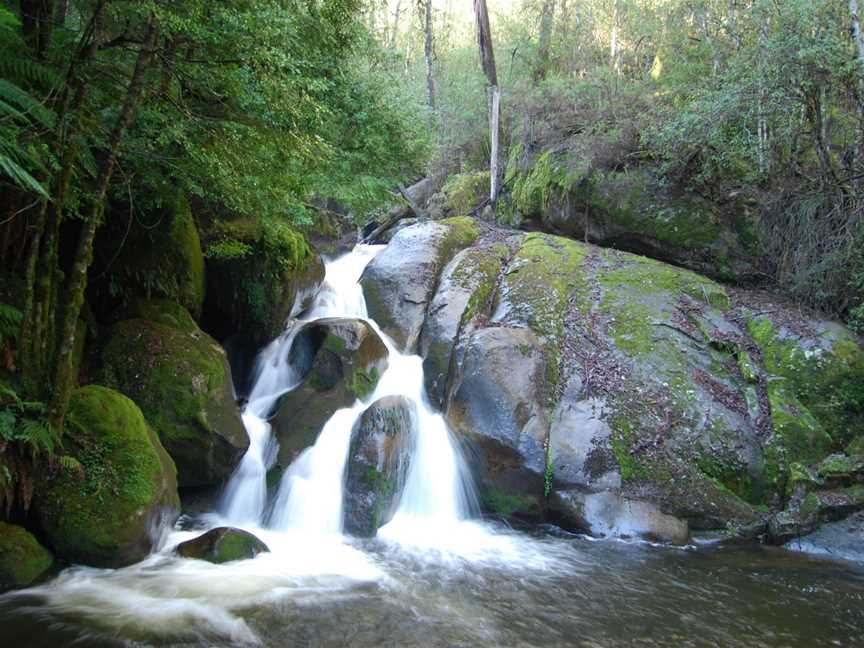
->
[4,243,561,645]
[221,242,477,537]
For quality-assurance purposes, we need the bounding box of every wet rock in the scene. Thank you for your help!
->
[176,527,269,563]
[0,522,53,591]
[361,218,480,351]
[446,326,549,520]
[35,386,179,567]
[201,221,325,345]
[272,318,389,465]
[549,490,690,545]
[786,511,864,563]
[343,396,416,536]
[419,242,510,407]
[99,306,248,489]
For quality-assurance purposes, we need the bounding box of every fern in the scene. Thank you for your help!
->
[0,302,22,347]
[58,454,83,475]
[15,418,57,458]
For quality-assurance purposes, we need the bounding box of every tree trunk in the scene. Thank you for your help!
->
[850,0,864,176]
[19,0,54,59]
[54,0,66,26]
[390,0,402,48]
[473,0,500,203]
[424,0,435,113]
[610,0,621,78]
[48,13,159,432]
[533,0,555,85]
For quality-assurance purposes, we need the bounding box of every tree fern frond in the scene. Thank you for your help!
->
[58,454,83,475]
[15,418,57,458]
[0,79,56,128]
[0,152,50,197]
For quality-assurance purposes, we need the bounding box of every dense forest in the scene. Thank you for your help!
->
[0,1,863,643]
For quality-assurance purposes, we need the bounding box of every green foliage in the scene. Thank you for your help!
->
[0,303,21,348]
[0,384,57,459]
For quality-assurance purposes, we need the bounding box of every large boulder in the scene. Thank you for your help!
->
[176,527,269,563]
[94,192,206,318]
[430,230,864,540]
[99,303,248,489]
[506,156,759,282]
[201,219,325,345]
[419,242,511,408]
[0,522,53,591]
[34,386,179,567]
[271,318,389,465]
[343,396,416,536]
[361,218,480,351]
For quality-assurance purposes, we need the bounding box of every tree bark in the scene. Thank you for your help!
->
[850,0,864,175]
[48,13,159,431]
[533,0,555,85]
[19,0,54,59]
[423,0,435,113]
[610,0,621,78]
[473,0,500,203]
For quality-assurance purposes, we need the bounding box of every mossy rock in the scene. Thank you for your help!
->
[343,396,415,536]
[505,157,758,281]
[99,311,248,489]
[271,318,389,465]
[201,219,325,345]
[96,192,205,318]
[34,386,179,567]
[443,171,490,215]
[0,522,53,591]
[748,315,864,449]
[176,527,269,564]
[419,241,510,407]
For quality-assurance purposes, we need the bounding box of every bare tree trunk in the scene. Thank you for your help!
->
[533,0,555,85]
[850,0,864,177]
[610,0,621,78]
[48,13,159,432]
[474,0,500,203]
[390,0,403,48]
[423,0,435,113]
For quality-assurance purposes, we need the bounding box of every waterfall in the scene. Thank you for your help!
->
[221,243,476,538]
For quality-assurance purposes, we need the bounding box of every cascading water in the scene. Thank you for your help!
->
[220,243,476,538]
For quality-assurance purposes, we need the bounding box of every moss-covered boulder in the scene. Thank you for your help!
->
[34,386,179,567]
[504,154,759,282]
[201,219,325,345]
[415,229,864,539]
[176,527,269,563]
[344,396,415,536]
[0,522,53,591]
[271,318,389,465]
[361,218,481,352]
[95,192,205,318]
[99,306,248,489]
[419,241,511,407]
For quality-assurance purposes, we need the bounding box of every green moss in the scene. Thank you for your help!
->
[348,365,380,401]
[439,216,481,258]
[737,350,759,383]
[99,315,245,487]
[848,436,864,457]
[203,218,321,343]
[817,453,864,479]
[121,299,199,333]
[0,522,53,590]
[763,381,834,494]
[748,315,864,447]
[210,532,266,564]
[35,386,178,567]
[608,417,650,482]
[443,172,490,215]
[480,485,537,517]
[106,192,206,317]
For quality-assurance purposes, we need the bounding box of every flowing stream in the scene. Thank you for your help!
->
[1,245,863,647]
